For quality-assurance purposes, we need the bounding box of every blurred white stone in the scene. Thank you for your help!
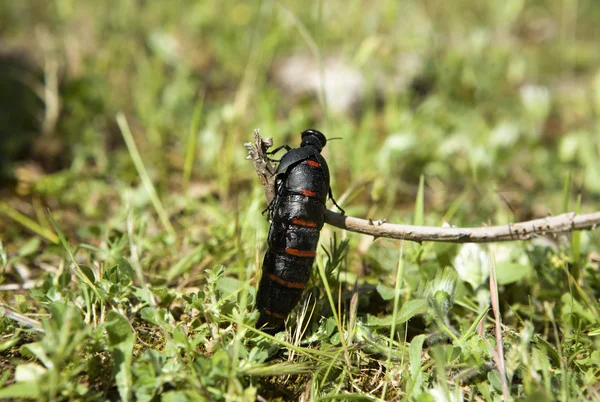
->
[387,52,425,92]
[272,55,364,114]
[272,52,426,114]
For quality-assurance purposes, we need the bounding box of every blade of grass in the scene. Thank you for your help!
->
[125,205,155,308]
[240,362,313,376]
[0,305,44,332]
[116,113,175,237]
[460,307,490,343]
[316,256,352,367]
[0,203,59,244]
[166,245,205,281]
[414,174,425,226]
[544,301,568,401]
[0,241,6,268]
[183,96,204,192]
[233,320,337,362]
[559,263,600,322]
[561,172,571,212]
[443,184,472,223]
[49,213,102,301]
[276,3,328,119]
[32,197,53,234]
[571,192,582,280]
[489,256,510,402]
[381,242,405,400]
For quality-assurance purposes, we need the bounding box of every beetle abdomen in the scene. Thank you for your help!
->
[256,155,329,334]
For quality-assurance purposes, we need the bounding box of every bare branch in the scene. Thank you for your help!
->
[247,130,600,243]
[325,210,600,243]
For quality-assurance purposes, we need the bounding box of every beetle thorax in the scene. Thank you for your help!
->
[300,129,326,151]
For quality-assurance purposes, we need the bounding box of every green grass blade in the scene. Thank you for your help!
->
[116,113,175,237]
[382,243,405,400]
[183,96,204,192]
[316,257,348,352]
[49,213,101,301]
[571,192,582,279]
[414,174,425,226]
[0,203,59,244]
[561,172,571,212]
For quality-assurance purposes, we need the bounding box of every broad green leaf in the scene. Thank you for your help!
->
[409,334,425,378]
[20,342,52,368]
[399,299,429,323]
[376,283,397,301]
[366,299,428,326]
[0,382,40,399]
[487,370,503,392]
[17,237,41,257]
[495,262,531,285]
[163,390,190,402]
[216,277,243,299]
[487,244,531,285]
[79,265,96,284]
[445,345,461,362]
[106,310,134,402]
[0,332,21,352]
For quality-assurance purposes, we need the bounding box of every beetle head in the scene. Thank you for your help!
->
[300,129,327,151]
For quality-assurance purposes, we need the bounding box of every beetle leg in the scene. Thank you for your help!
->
[266,145,292,155]
[262,197,275,216]
[266,145,292,162]
[328,187,345,215]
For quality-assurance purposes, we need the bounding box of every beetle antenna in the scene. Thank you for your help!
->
[326,137,343,141]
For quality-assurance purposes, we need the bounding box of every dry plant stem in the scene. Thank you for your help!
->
[246,131,600,243]
[245,129,276,203]
[326,210,600,243]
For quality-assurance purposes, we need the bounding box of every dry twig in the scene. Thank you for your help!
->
[245,130,600,243]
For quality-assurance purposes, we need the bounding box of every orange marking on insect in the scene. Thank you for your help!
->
[301,189,316,197]
[306,160,321,167]
[292,218,318,228]
[285,248,317,257]
[268,273,306,289]
[264,309,287,319]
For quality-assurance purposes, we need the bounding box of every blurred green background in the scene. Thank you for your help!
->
[1,1,600,400]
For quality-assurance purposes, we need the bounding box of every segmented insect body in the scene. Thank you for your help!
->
[256,129,335,334]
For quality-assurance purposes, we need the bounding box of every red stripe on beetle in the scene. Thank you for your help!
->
[292,218,318,227]
[268,273,306,289]
[306,160,321,167]
[301,189,316,197]
[264,309,287,319]
[285,248,316,257]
